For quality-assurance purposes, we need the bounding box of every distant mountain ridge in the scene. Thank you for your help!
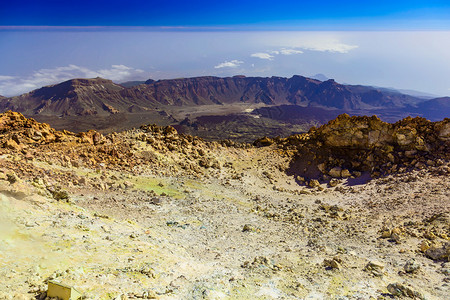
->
[120,80,146,88]
[0,78,124,116]
[0,75,436,117]
[413,97,450,120]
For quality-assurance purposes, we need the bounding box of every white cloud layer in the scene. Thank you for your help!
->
[0,64,146,96]
[300,42,358,53]
[250,52,274,60]
[252,48,303,61]
[253,43,353,62]
[214,60,244,69]
[0,75,16,81]
[279,49,304,55]
[271,36,359,53]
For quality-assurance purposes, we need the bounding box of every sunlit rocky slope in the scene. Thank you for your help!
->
[0,111,449,299]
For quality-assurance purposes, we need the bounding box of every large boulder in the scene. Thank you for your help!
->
[283,114,450,181]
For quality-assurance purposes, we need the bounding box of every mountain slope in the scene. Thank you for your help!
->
[414,97,450,120]
[0,75,425,117]
[0,78,126,116]
[131,76,419,109]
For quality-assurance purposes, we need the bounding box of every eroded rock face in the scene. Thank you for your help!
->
[0,111,61,145]
[0,111,225,178]
[314,115,394,148]
[437,121,450,141]
[281,114,450,181]
[311,114,446,151]
[425,243,450,261]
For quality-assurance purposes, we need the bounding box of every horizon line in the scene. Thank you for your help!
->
[1,25,450,32]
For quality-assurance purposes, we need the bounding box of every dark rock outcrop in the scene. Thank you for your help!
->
[282,114,450,181]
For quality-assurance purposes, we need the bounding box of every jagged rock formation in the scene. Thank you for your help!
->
[272,114,450,182]
[0,111,227,178]
[3,110,448,185]
[0,75,425,116]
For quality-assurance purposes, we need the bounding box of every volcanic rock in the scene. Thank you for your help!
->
[0,75,426,118]
[283,114,450,180]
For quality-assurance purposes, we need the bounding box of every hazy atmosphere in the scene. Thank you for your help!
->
[0,29,449,97]
[1,1,450,97]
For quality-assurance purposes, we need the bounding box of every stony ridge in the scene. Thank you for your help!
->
[3,110,449,186]
[0,111,233,181]
[0,75,425,117]
[263,114,450,185]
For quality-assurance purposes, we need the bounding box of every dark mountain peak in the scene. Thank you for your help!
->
[291,75,306,80]
[144,79,155,84]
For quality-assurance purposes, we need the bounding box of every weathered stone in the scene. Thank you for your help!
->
[328,167,342,178]
[364,260,385,276]
[404,259,420,273]
[329,178,339,187]
[242,224,259,233]
[381,230,391,238]
[341,169,351,178]
[142,290,157,299]
[4,138,20,150]
[6,172,18,184]
[308,179,320,188]
[419,240,431,253]
[323,257,342,270]
[387,283,425,299]
[425,242,450,261]
[287,114,449,182]
[438,122,450,141]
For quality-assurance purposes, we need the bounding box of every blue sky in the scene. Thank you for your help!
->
[1,1,450,28]
[0,1,449,97]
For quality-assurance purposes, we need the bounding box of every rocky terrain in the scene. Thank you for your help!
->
[0,111,449,299]
[1,76,448,142]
